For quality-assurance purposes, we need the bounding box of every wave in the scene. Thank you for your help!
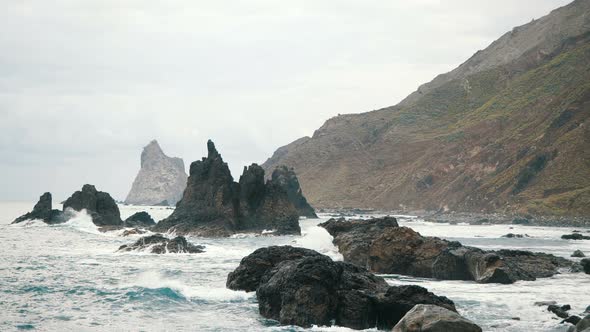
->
[294,220,343,261]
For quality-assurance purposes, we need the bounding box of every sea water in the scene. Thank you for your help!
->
[0,202,589,331]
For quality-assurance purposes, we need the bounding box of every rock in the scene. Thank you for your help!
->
[118,234,204,254]
[564,316,582,325]
[534,301,557,306]
[227,246,455,330]
[125,140,188,206]
[269,166,317,218]
[581,258,590,274]
[392,304,482,332]
[121,228,147,236]
[585,305,590,313]
[572,250,586,257]
[571,314,590,332]
[548,304,570,319]
[63,184,123,226]
[502,233,529,238]
[12,192,64,224]
[153,140,302,236]
[124,211,156,228]
[320,217,574,284]
[563,233,590,240]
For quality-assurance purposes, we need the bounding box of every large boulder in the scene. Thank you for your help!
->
[118,234,204,254]
[270,166,318,218]
[63,184,123,226]
[320,217,574,284]
[153,140,303,236]
[125,140,188,206]
[392,304,482,332]
[124,211,156,228]
[12,192,64,224]
[227,246,455,330]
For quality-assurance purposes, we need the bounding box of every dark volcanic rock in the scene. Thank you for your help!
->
[227,246,455,330]
[572,250,585,257]
[571,314,590,332]
[118,234,204,254]
[121,228,147,236]
[63,184,123,226]
[124,211,156,228]
[392,304,482,332]
[582,258,590,274]
[12,192,64,224]
[548,304,570,319]
[153,140,302,236]
[502,233,529,238]
[320,217,575,284]
[562,233,590,240]
[563,315,582,325]
[270,166,317,218]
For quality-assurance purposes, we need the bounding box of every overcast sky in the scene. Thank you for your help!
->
[0,0,572,201]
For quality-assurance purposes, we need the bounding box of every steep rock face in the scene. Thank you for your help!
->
[262,0,590,217]
[227,246,455,330]
[153,140,302,236]
[63,184,123,226]
[125,140,187,206]
[321,217,575,283]
[269,166,317,218]
[12,192,64,224]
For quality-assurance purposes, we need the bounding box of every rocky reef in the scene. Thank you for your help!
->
[125,140,187,206]
[118,234,204,254]
[153,140,311,236]
[227,246,459,330]
[12,192,64,224]
[320,217,577,284]
[63,184,123,226]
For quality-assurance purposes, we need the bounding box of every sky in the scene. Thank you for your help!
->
[0,0,572,201]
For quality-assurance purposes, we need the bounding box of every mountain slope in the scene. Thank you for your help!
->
[262,0,590,216]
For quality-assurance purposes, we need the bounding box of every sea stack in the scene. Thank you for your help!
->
[153,140,305,236]
[270,166,317,218]
[63,184,123,226]
[12,192,64,224]
[125,140,187,206]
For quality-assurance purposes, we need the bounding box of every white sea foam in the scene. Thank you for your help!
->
[294,219,343,261]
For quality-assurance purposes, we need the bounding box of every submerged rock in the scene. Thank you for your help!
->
[572,250,586,257]
[118,234,204,254]
[562,233,590,240]
[320,217,575,284]
[153,140,304,237]
[227,246,455,330]
[12,192,64,224]
[63,184,123,226]
[392,304,482,332]
[124,211,156,228]
[125,140,188,206]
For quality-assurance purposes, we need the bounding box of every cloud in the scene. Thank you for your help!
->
[0,0,572,200]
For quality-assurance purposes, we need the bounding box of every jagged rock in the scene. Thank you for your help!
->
[228,246,455,330]
[118,234,204,253]
[392,304,482,332]
[563,233,590,240]
[270,166,317,218]
[124,211,156,228]
[125,140,187,206]
[582,258,590,274]
[12,192,64,224]
[63,184,123,226]
[153,140,301,236]
[572,250,585,257]
[320,217,574,284]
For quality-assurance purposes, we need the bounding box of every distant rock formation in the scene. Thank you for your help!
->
[153,140,303,236]
[118,234,204,254]
[12,192,64,224]
[125,140,187,206]
[123,211,156,228]
[63,184,123,226]
[270,166,317,218]
[320,217,577,284]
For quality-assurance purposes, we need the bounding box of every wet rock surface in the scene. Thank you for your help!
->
[118,234,204,254]
[563,233,590,240]
[392,304,482,332]
[123,211,156,228]
[63,184,123,226]
[153,140,306,237]
[12,192,64,224]
[227,246,455,330]
[572,250,586,257]
[320,217,576,284]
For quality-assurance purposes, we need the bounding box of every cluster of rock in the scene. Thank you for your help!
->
[226,246,479,330]
[319,217,578,284]
[538,301,590,329]
[563,233,590,240]
[153,140,315,236]
[118,234,204,254]
[125,140,188,206]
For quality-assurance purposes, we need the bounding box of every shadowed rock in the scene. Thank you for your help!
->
[392,304,482,332]
[270,166,318,218]
[63,184,123,226]
[12,192,64,224]
[124,211,156,228]
[562,233,590,240]
[118,234,204,254]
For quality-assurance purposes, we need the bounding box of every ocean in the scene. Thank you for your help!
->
[1,201,589,331]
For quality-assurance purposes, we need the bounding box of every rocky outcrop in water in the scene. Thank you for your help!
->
[123,211,156,228]
[320,217,575,284]
[562,233,590,240]
[226,246,455,330]
[269,166,317,218]
[125,140,187,206]
[63,184,123,226]
[153,140,302,236]
[392,304,482,332]
[118,234,204,254]
[12,192,64,224]
[582,258,590,274]
[571,314,590,332]
[572,250,585,257]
